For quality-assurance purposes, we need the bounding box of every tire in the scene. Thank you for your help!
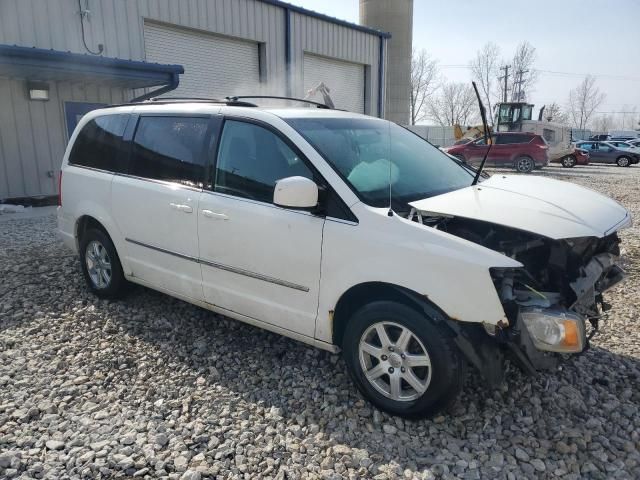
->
[561,155,576,168]
[515,156,534,173]
[79,228,126,299]
[342,301,464,419]
[616,156,630,167]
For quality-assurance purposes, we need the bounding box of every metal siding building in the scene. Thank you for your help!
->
[0,0,388,200]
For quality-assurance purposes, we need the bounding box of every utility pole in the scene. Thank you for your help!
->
[512,69,529,102]
[498,65,510,103]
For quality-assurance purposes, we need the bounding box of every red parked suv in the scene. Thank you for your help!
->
[444,132,550,173]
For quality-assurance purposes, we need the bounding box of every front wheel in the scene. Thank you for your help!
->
[342,301,464,418]
[561,155,576,168]
[617,156,631,167]
[515,156,535,173]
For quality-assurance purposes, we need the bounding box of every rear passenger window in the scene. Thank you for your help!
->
[498,134,531,144]
[69,114,129,172]
[214,120,314,203]
[129,116,210,188]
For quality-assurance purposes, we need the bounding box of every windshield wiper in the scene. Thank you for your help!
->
[471,81,492,186]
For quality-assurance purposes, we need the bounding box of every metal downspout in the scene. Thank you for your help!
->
[285,7,292,97]
[130,72,180,102]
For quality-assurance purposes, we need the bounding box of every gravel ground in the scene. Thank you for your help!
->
[1,164,639,480]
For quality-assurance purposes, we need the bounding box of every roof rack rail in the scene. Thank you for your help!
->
[225,95,331,109]
[126,96,259,107]
[145,96,226,102]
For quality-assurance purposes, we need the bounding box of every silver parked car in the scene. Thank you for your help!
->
[575,141,640,167]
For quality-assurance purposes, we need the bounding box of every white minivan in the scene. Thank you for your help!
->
[58,99,630,418]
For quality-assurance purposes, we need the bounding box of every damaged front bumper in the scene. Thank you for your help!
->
[494,253,626,374]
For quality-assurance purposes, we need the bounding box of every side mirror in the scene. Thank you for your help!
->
[273,176,318,209]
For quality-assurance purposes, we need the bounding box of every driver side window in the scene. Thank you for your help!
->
[214,120,313,204]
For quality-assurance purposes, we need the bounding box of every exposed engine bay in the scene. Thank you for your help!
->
[406,207,627,372]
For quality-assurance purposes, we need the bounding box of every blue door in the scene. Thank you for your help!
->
[64,102,107,138]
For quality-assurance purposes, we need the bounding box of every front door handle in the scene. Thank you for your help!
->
[202,209,228,220]
[169,203,193,213]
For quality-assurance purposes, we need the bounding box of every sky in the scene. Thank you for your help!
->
[289,0,640,128]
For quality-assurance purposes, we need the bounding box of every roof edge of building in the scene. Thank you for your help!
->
[258,0,391,38]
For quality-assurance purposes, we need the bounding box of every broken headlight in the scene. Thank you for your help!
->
[520,308,586,353]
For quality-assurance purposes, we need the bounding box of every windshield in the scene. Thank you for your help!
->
[285,117,474,208]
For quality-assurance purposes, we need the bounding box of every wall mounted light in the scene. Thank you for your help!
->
[27,81,50,101]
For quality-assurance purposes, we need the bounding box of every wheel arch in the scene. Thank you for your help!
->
[76,215,110,243]
[331,281,506,386]
[74,214,131,274]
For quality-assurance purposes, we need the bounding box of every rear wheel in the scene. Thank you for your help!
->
[342,301,464,418]
[616,156,631,167]
[561,155,576,168]
[79,228,126,299]
[515,156,534,173]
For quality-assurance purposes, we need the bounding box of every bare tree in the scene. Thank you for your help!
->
[510,41,539,102]
[617,105,638,130]
[568,75,606,130]
[428,82,477,126]
[543,102,568,124]
[469,42,500,125]
[410,49,439,125]
[593,114,613,133]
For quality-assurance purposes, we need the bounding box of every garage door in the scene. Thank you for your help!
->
[303,54,365,113]
[144,22,260,99]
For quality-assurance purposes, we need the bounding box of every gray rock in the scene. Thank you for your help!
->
[382,424,397,435]
[116,456,134,470]
[0,453,15,468]
[530,459,546,472]
[155,433,169,447]
[90,440,110,451]
[515,448,529,462]
[174,456,189,472]
[180,470,201,480]
[45,440,65,451]
[555,441,571,454]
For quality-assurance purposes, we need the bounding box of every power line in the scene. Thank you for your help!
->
[535,69,640,82]
[439,64,640,82]
[594,111,639,114]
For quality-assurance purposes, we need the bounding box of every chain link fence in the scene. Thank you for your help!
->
[405,125,457,148]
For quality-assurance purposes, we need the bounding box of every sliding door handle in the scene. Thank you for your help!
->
[169,203,193,213]
[202,209,228,220]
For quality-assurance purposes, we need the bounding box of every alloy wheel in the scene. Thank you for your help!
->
[358,321,432,402]
[85,240,112,289]
[516,157,534,173]
[562,156,576,168]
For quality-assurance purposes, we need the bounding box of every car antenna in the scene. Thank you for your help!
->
[387,119,394,217]
[471,81,492,186]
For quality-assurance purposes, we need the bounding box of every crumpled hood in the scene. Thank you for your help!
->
[409,175,631,240]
